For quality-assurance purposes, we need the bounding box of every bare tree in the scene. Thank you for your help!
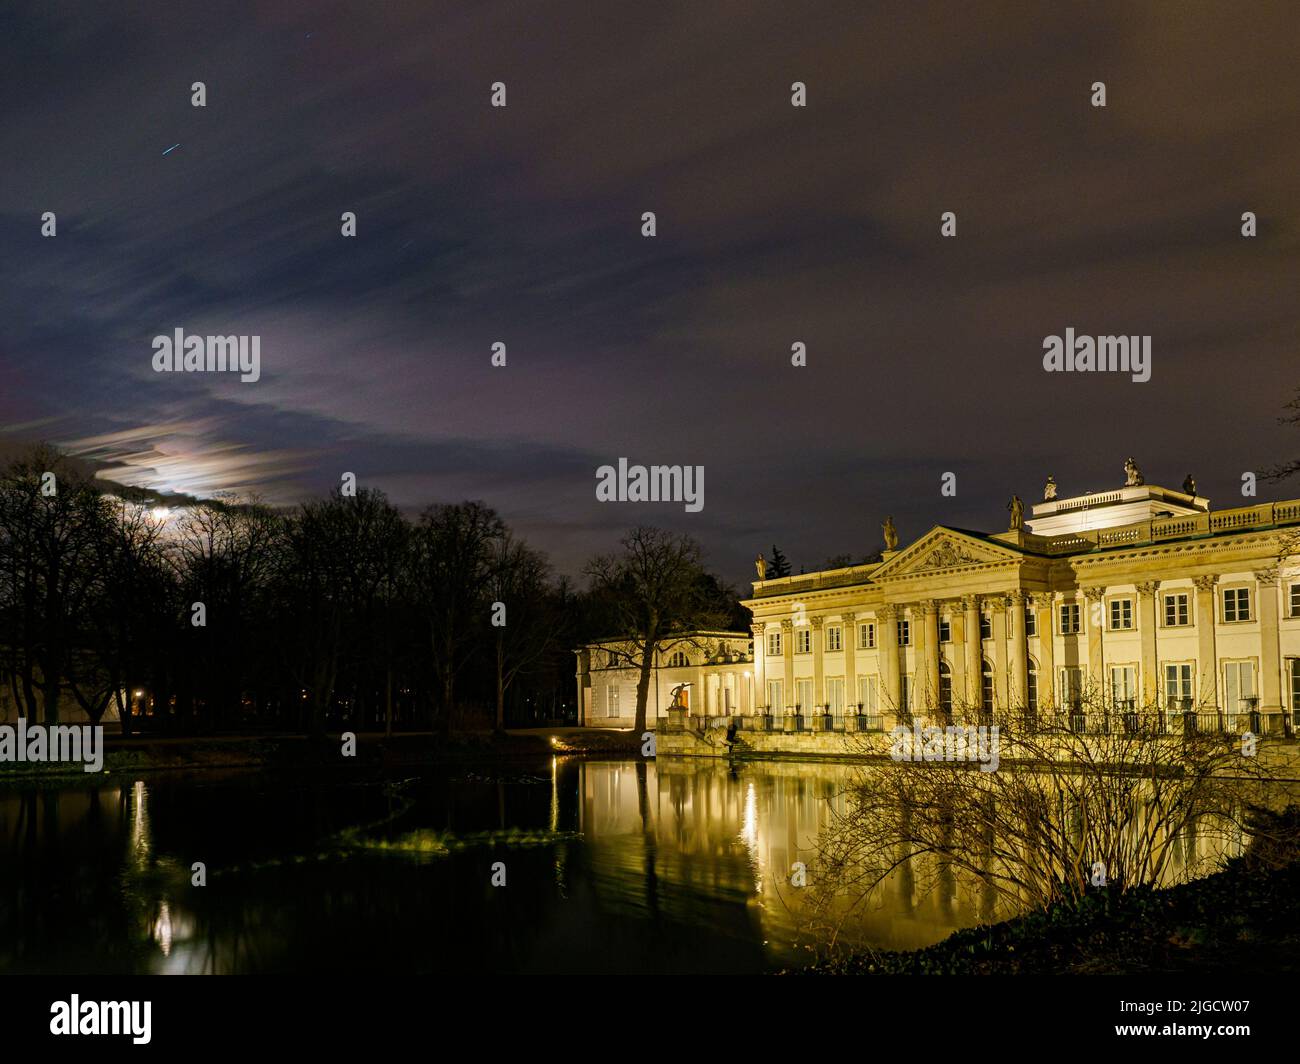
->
[0,446,110,723]
[411,501,505,732]
[486,533,563,730]
[585,527,730,734]
[811,694,1276,954]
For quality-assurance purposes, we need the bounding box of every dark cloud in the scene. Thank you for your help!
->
[1,0,1298,584]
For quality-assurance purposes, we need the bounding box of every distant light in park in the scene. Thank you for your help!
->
[150,507,171,522]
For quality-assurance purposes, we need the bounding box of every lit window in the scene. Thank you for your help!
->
[1059,603,1081,635]
[1060,666,1083,709]
[1223,660,1256,711]
[1164,663,1193,707]
[1109,665,1137,706]
[1223,588,1251,622]
[767,631,782,657]
[606,685,620,718]
[1163,593,1190,627]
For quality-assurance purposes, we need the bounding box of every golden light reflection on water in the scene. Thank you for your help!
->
[2,758,1289,974]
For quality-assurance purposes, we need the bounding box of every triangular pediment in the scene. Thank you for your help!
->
[873,526,1024,580]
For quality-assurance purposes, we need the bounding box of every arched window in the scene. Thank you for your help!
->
[938,661,953,720]
[981,659,995,714]
[666,650,690,668]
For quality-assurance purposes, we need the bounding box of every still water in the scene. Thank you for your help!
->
[0,757,1242,974]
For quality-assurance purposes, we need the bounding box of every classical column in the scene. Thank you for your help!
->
[1008,590,1028,709]
[878,604,901,718]
[921,600,941,715]
[842,612,857,710]
[1033,594,1055,710]
[780,619,794,713]
[962,594,981,708]
[1083,586,1107,698]
[1136,581,1160,707]
[751,622,766,714]
[1192,575,1218,708]
[989,595,1008,709]
[1256,569,1282,714]
[811,615,826,711]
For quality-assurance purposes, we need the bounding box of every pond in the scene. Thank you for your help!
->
[0,756,1255,974]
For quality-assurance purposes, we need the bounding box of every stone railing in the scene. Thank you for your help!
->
[1028,501,1300,556]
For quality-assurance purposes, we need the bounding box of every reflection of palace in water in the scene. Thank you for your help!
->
[575,758,1259,959]
[0,757,1280,973]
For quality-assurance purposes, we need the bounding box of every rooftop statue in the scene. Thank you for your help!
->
[882,516,899,551]
[1124,457,1145,487]
[754,553,767,580]
[1007,494,1025,531]
[1043,475,1058,501]
[1182,474,1197,498]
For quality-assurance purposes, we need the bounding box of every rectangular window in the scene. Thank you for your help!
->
[1164,663,1193,706]
[1291,584,1300,618]
[1027,668,1038,713]
[939,617,951,642]
[980,614,992,639]
[767,631,781,657]
[766,680,783,713]
[795,679,814,712]
[1109,599,1134,631]
[1060,666,1083,707]
[1109,665,1137,706]
[1291,660,1300,725]
[606,685,620,718]
[1059,603,1080,635]
[1163,592,1190,627]
[1223,661,1256,711]
[796,628,811,654]
[859,622,875,649]
[826,677,844,716]
[857,675,878,713]
[826,625,842,652]
[899,675,911,711]
[1024,608,1037,637]
[1223,587,1251,622]
[898,620,911,646]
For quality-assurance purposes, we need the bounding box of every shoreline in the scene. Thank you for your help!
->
[0,728,642,786]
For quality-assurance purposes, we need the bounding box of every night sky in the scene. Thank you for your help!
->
[3,1,1299,586]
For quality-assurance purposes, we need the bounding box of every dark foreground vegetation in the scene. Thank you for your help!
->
[802,806,1300,974]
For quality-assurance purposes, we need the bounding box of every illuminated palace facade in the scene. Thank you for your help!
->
[578,476,1300,733]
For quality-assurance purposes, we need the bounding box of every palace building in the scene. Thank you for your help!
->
[577,468,1300,736]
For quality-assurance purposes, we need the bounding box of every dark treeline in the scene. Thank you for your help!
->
[0,446,742,737]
